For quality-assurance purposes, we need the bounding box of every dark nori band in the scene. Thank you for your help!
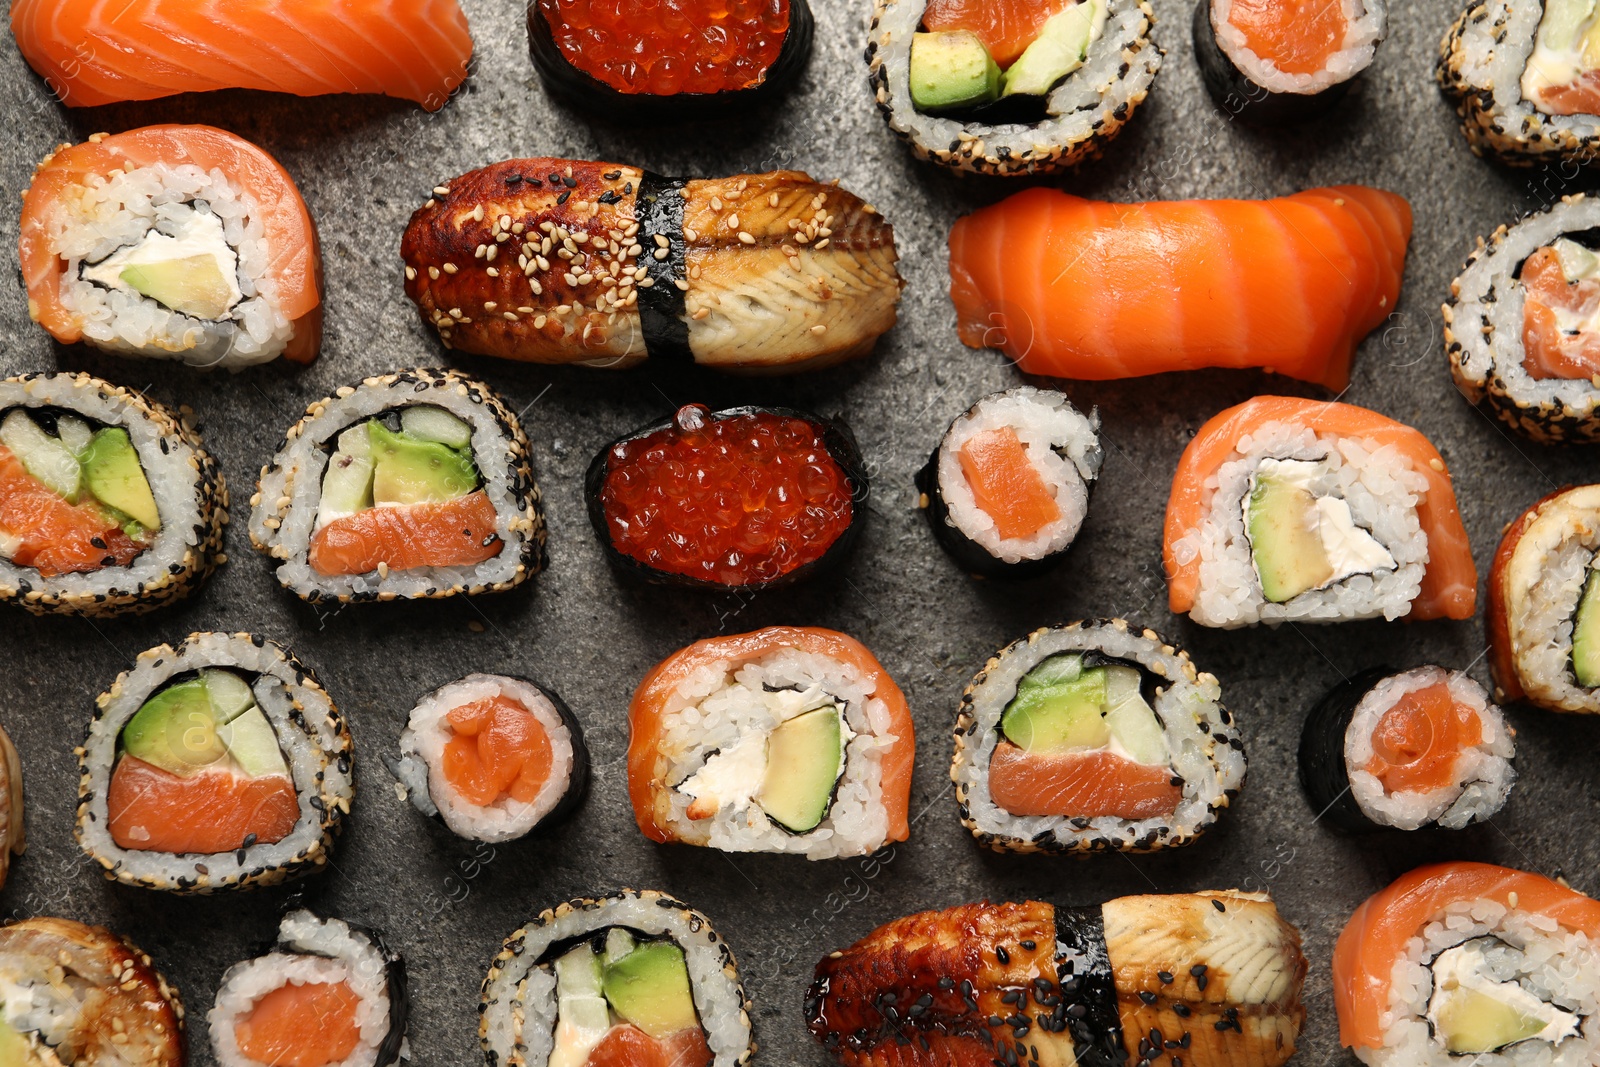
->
[635,172,692,362]
[915,446,1081,580]
[1191,0,1352,124]
[1297,666,1392,833]
[1054,904,1124,1067]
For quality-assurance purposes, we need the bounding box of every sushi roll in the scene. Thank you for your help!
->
[1298,666,1515,832]
[1193,0,1386,123]
[865,0,1162,176]
[587,403,867,591]
[1445,195,1600,444]
[1334,861,1600,1064]
[528,0,812,116]
[248,368,545,604]
[20,126,322,367]
[952,620,1245,855]
[401,159,901,372]
[1488,486,1600,713]
[915,387,1101,577]
[76,631,354,893]
[393,673,589,843]
[210,910,407,1067]
[479,889,753,1067]
[0,721,21,890]
[628,627,914,859]
[1163,396,1477,628]
[806,891,1307,1067]
[0,916,185,1065]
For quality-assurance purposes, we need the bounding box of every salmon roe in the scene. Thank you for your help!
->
[539,0,789,96]
[600,404,853,586]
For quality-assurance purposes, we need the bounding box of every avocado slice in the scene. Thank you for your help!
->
[119,255,236,321]
[601,942,699,1040]
[1246,467,1332,604]
[910,31,1002,113]
[0,1013,31,1065]
[552,944,612,1067]
[219,707,289,779]
[1573,565,1600,688]
[1435,987,1554,1055]
[400,405,474,450]
[756,707,844,833]
[121,678,228,774]
[0,409,81,502]
[1426,939,1579,1054]
[368,421,478,506]
[1000,667,1111,752]
[81,428,160,530]
[1002,0,1104,97]
[1541,0,1597,51]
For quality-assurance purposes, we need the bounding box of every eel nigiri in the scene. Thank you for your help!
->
[10,0,473,110]
[401,158,903,373]
[948,185,1412,390]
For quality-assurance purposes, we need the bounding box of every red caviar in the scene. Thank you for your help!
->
[600,405,853,586]
[539,0,790,96]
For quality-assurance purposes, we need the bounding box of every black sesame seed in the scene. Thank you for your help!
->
[1212,900,1226,912]
[1158,972,1174,984]
[557,190,571,205]
[989,1016,1005,1028]
[604,170,622,180]
[1197,976,1208,991]
[562,175,578,188]
[1190,965,1207,977]
[1139,991,1157,1005]
[996,946,1010,964]
[1172,1004,1190,1018]
[1214,1021,1232,1032]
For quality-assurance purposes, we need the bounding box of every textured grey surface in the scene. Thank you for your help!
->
[2,1,1600,1064]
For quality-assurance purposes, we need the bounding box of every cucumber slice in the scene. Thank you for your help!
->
[1103,671,1167,767]
[218,707,289,778]
[318,451,376,522]
[400,405,473,450]
[1002,0,1105,97]
[605,928,638,965]
[551,945,611,1067]
[1,410,82,502]
[336,423,374,461]
[201,668,257,724]
[55,415,92,457]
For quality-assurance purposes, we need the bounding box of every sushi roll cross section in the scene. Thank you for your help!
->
[480,890,752,1067]
[953,621,1245,854]
[20,126,322,367]
[0,721,22,890]
[628,627,914,859]
[1299,666,1515,832]
[806,892,1307,1067]
[1193,0,1386,122]
[0,917,185,1066]
[1164,397,1477,628]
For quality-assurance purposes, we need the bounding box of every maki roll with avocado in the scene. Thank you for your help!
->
[249,368,544,604]
[76,631,354,893]
[916,386,1100,577]
[210,910,407,1067]
[866,0,1161,175]
[953,620,1245,854]
[480,889,752,1067]
[394,673,589,843]
[0,372,226,617]
[0,721,21,890]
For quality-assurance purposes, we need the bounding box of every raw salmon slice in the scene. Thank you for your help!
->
[1225,0,1347,75]
[1364,683,1482,793]
[957,427,1061,540]
[988,741,1181,820]
[107,756,299,854]
[587,1024,712,1067]
[308,490,502,576]
[442,696,554,806]
[0,445,144,577]
[920,0,1078,67]
[1520,246,1600,380]
[234,979,363,1067]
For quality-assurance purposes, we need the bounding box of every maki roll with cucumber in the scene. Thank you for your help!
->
[480,889,752,1067]
[393,673,588,843]
[1299,666,1515,832]
[249,368,544,604]
[866,0,1161,175]
[0,721,21,890]
[76,632,354,893]
[210,910,407,1067]
[0,372,225,617]
[628,627,915,859]
[952,620,1245,855]
[1193,0,1386,122]
[916,386,1100,577]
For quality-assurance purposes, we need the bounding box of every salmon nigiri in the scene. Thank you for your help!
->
[948,185,1412,390]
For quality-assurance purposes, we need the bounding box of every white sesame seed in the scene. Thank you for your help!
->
[517,306,535,314]
[564,273,578,286]
[674,279,689,291]
[810,324,827,334]
[473,205,486,222]
[475,244,488,258]
[487,267,500,277]
[487,245,499,261]
[639,277,655,288]
[428,266,440,279]
[434,185,450,196]
[405,266,417,280]
[485,301,498,311]
[692,307,709,320]
[530,279,543,295]
[503,311,519,321]
[443,263,459,274]
[815,238,830,249]
[653,248,669,260]
[711,197,723,210]
[535,315,548,328]
[738,231,756,244]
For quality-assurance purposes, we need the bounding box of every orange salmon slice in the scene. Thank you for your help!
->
[0,445,145,577]
[235,979,364,1067]
[444,695,554,806]
[920,0,1079,68]
[988,741,1181,820]
[957,427,1061,540]
[107,756,299,854]
[1364,683,1482,794]
[587,1024,712,1067]
[309,490,502,576]
[1225,0,1348,75]
[1520,246,1600,380]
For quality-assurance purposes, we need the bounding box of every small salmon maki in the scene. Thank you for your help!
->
[948,185,1411,390]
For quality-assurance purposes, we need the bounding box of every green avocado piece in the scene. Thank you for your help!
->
[1000,666,1110,752]
[757,707,844,833]
[910,31,1002,113]
[1002,0,1102,97]
[1246,472,1331,604]
[121,678,228,774]
[0,409,81,502]
[120,255,235,321]
[218,707,289,778]
[400,405,473,449]
[82,428,160,530]
[1435,986,1552,1055]
[1573,565,1600,688]
[602,942,699,1040]
[368,421,478,506]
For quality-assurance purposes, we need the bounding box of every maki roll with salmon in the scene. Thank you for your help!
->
[210,910,407,1067]
[76,632,354,893]
[1334,862,1600,1064]
[1164,396,1477,628]
[588,403,866,591]
[806,892,1307,1067]
[629,627,914,859]
[20,126,322,366]
[249,368,544,604]
[866,0,1161,175]
[394,673,588,843]
[480,889,752,1067]
[0,721,22,890]
[952,620,1244,855]
[916,387,1100,577]
[0,372,226,617]
[1193,0,1386,122]
[402,159,901,372]
[1299,666,1515,832]
[0,916,185,1065]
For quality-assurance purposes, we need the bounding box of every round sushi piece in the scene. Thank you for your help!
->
[480,889,752,1067]
[20,125,322,366]
[76,631,353,893]
[1335,862,1600,1064]
[915,386,1101,577]
[865,0,1162,176]
[952,619,1245,855]
[629,627,915,859]
[1193,0,1385,123]
[210,909,407,1067]
[1299,666,1515,832]
[0,372,226,617]
[586,403,867,591]
[0,721,22,890]
[393,673,589,843]
[1446,195,1600,444]
[0,916,185,1065]
[249,368,545,604]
